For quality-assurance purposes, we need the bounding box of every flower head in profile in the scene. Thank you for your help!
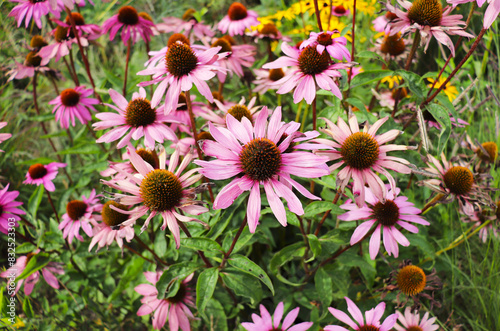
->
[200,96,263,127]
[93,88,178,149]
[195,107,329,233]
[252,68,290,95]
[339,185,429,259]
[89,201,135,252]
[0,251,64,296]
[23,162,66,192]
[52,12,101,41]
[461,209,498,243]
[300,30,351,61]
[218,2,259,36]
[156,8,215,42]
[0,184,25,234]
[315,116,411,207]
[386,0,473,56]
[7,51,51,81]
[135,271,195,331]
[373,12,398,33]
[325,297,398,331]
[394,307,439,331]
[0,122,12,152]
[38,25,79,62]
[332,5,351,16]
[241,301,313,331]
[263,42,352,104]
[100,145,160,180]
[8,0,61,29]
[102,5,154,45]
[59,189,102,244]
[463,138,498,170]
[49,86,99,128]
[101,147,208,248]
[376,32,410,61]
[247,22,291,42]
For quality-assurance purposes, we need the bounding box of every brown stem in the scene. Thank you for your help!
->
[420,193,445,214]
[314,191,341,236]
[48,75,60,94]
[178,221,213,268]
[313,0,323,31]
[135,235,169,266]
[123,244,156,264]
[123,38,131,96]
[16,230,37,246]
[19,215,36,229]
[218,82,224,98]
[63,56,78,85]
[348,0,357,85]
[46,191,60,223]
[220,216,247,268]
[312,97,317,130]
[68,48,80,86]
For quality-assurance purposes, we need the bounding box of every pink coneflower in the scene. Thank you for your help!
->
[394,307,439,331]
[38,25,79,62]
[253,68,291,95]
[137,41,225,113]
[300,31,351,61]
[0,251,64,296]
[263,42,351,103]
[170,92,208,133]
[0,184,25,234]
[8,0,60,29]
[247,22,291,42]
[100,145,160,180]
[447,0,500,29]
[23,162,66,192]
[375,32,410,61]
[89,201,135,251]
[101,146,208,248]
[0,122,12,152]
[93,88,178,149]
[59,189,101,244]
[200,96,263,126]
[332,5,351,16]
[315,116,411,207]
[338,185,429,259]
[194,107,329,233]
[385,0,473,56]
[102,5,154,45]
[135,271,195,331]
[7,51,50,81]
[373,12,398,33]
[325,297,398,331]
[52,12,101,41]
[241,302,313,331]
[218,2,259,36]
[156,9,215,42]
[49,86,99,128]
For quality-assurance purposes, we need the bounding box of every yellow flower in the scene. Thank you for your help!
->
[427,77,458,102]
[381,75,402,89]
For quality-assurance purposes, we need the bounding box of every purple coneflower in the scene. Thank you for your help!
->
[0,122,12,152]
[394,307,439,331]
[332,5,351,16]
[49,86,99,128]
[38,25,79,62]
[447,0,500,29]
[241,302,313,331]
[300,31,351,61]
[200,96,263,126]
[102,5,154,45]
[89,201,135,251]
[23,162,66,192]
[252,68,290,95]
[7,51,50,81]
[247,22,291,42]
[218,2,259,36]
[157,8,215,42]
[8,0,60,29]
[52,12,101,40]
[0,184,25,234]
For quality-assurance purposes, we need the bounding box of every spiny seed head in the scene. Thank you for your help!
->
[317,32,333,46]
[138,12,153,22]
[228,104,252,122]
[118,6,139,25]
[228,2,248,21]
[476,142,498,163]
[177,92,188,110]
[397,265,427,296]
[28,163,47,179]
[341,132,380,169]
[334,5,347,14]
[197,131,215,141]
[60,88,80,107]
[269,68,285,81]
[381,33,406,56]
[168,33,190,47]
[260,23,279,37]
[136,148,159,169]
[385,11,398,20]
[358,326,380,331]
[66,12,85,26]
[101,201,129,227]
[167,283,187,303]
[182,8,197,21]
[140,169,183,212]
[66,200,88,221]
[165,43,198,77]
[54,26,70,42]
[443,166,473,195]
[30,35,48,49]
[221,35,236,45]
[407,0,442,27]
[372,200,400,226]
[25,51,42,67]
[211,38,232,53]
[125,98,157,127]
[298,46,331,75]
[391,87,408,99]
[240,138,282,181]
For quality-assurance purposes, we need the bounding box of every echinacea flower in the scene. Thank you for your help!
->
[59,189,101,244]
[315,116,411,207]
[339,185,429,259]
[461,209,498,243]
[93,88,178,149]
[101,147,208,248]
[252,68,290,95]
[247,22,291,42]
[386,0,474,56]
[0,184,25,234]
[100,145,160,180]
[7,51,51,81]
[52,12,101,41]
[0,251,64,296]
[332,5,351,16]
[394,307,439,331]
[376,32,409,60]
[376,87,410,111]
[241,302,313,331]
[49,86,99,128]
[135,271,195,330]
[194,107,329,233]
[263,42,352,103]
[0,122,12,152]
[218,2,259,36]
[447,0,500,29]
[38,25,80,62]
[8,0,60,29]
[156,8,215,42]
[300,31,351,61]
[23,162,66,192]
[137,41,225,113]
[325,297,398,331]
[373,12,398,33]
[102,5,154,45]
[200,96,263,126]
[89,201,135,251]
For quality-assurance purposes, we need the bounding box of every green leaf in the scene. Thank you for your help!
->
[356,50,387,65]
[109,257,144,302]
[426,103,452,154]
[23,297,34,318]
[156,262,202,299]
[221,268,262,304]
[350,70,393,88]
[196,267,219,313]
[16,253,50,281]
[303,201,343,218]
[58,144,100,155]
[395,70,426,101]
[202,298,228,331]
[228,254,274,295]
[16,243,36,255]
[315,267,333,310]
[436,94,459,120]
[270,242,306,274]
[182,238,223,253]
[306,234,322,262]
[28,185,44,220]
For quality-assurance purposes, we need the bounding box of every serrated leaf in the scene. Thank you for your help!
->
[182,238,223,253]
[16,253,50,281]
[28,185,44,220]
[228,254,274,295]
[196,267,219,313]
[350,70,393,88]
[156,262,202,299]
